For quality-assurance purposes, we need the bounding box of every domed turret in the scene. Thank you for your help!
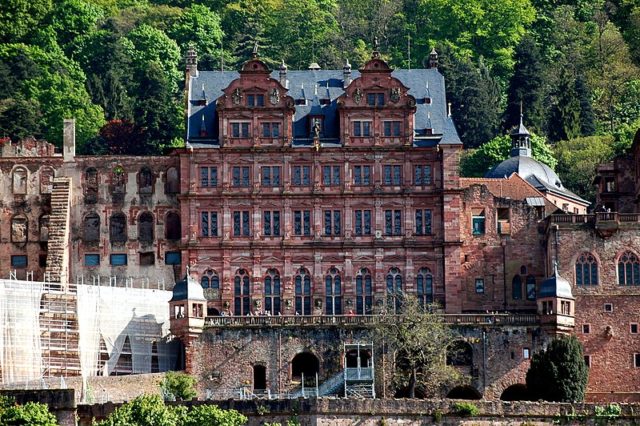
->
[169,271,206,372]
[538,263,575,335]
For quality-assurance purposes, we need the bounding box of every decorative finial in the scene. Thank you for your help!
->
[372,37,380,59]
[553,260,559,276]
[252,41,259,58]
[520,100,524,125]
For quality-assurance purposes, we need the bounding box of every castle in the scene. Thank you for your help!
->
[0,46,639,402]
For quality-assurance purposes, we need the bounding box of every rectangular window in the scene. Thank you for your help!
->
[201,212,218,237]
[322,165,341,186]
[200,166,218,187]
[261,166,281,187]
[383,121,402,137]
[261,122,280,138]
[367,92,385,106]
[383,165,402,185]
[165,251,181,265]
[353,121,372,137]
[110,254,127,266]
[632,323,639,334]
[414,165,432,186]
[582,324,591,334]
[472,210,486,235]
[11,255,27,268]
[230,122,250,138]
[324,210,341,236]
[523,348,530,360]
[604,303,614,313]
[233,211,251,236]
[475,278,485,294]
[140,252,155,266]
[415,209,432,235]
[292,165,311,186]
[293,210,311,236]
[263,211,281,236]
[353,165,371,186]
[635,353,640,368]
[384,209,402,236]
[584,355,591,368]
[354,209,372,236]
[84,254,100,267]
[232,166,250,187]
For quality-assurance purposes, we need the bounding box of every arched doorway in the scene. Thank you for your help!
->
[345,349,371,368]
[291,352,319,383]
[253,365,266,391]
[447,385,482,400]
[500,384,530,401]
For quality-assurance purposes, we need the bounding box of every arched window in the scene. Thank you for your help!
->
[576,253,598,286]
[512,275,522,300]
[416,268,433,307]
[325,267,342,315]
[295,268,312,315]
[355,268,372,315]
[39,215,50,242]
[165,167,180,194]
[618,251,640,286]
[84,213,100,242]
[526,275,536,300]
[85,167,98,204]
[138,212,154,243]
[109,212,127,244]
[386,267,403,313]
[264,269,281,315]
[165,211,181,240]
[39,167,54,194]
[234,269,251,315]
[112,166,125,192]
[138,167,154,194]
[201,269,219,290]
[12,167,27,194]
[11,215,28,243]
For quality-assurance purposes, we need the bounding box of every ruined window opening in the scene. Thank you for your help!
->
[234,269,251,316]
[39,167,54,194]
[165,211,181,241]
[355,268,371,315]
[512,275,522,300]
[291,352,319,382]
[138,167,154,195]
[11,215,28,243]
[112,166,126,193]
[109,213,127,244]
[497,208,510,235]
[325,267,342,315]
[12,167,27,195]
[526,275,536,300]
[386,267,403,313]
[139,252,155,266]
[39,215,50,242]
[264,269,281,315]
[84,168,98,204]
[84,213,100,243]
[165,167,180,194]
[165,251,181,265]
[137,211,154,243]
[11,255,27,268]
[295,268,312,315]
[416,268,434,306]
[472,209,485,235]
[253,365,266,391]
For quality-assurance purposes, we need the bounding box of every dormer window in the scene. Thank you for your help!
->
[247,94,264,107]
[367,92,385,106]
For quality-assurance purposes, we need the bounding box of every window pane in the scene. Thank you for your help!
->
[364,210,371,235]
[201,212,209,237]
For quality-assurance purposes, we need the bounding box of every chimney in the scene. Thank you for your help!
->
[279,60,288,86]
[343,59,352,88]
[428,47,438,69]
[186,45,198,77]
[63,119,75,162]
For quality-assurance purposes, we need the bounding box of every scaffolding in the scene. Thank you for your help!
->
[0,274,178,391]
[343,342,375,398]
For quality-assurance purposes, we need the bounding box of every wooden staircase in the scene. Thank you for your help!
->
[44,177,72,285]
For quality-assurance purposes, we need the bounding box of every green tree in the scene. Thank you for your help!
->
[555,135,615,201]
[182,405,247,426]
[375,295,462,398]
[160,371,197,401]
[47,0,104,52]
[460,133,557,177]
[526,336,589,402]
[0,0,52,43]
[93,394,182,426]
[0,396,57,426]
[123,24,181,84]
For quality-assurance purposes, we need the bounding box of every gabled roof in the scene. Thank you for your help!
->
[186,67,461,147]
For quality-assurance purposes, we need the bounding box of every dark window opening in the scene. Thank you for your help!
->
[165,212,181,240]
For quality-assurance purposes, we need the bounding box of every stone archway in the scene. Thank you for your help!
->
[447,385,482,400]
[500,383,530,401]
[291,352,320,382]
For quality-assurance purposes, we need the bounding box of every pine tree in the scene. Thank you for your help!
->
[503,36,547,134]
[526,336,589,402]
[547,68,581,142]
[575,74,596,136]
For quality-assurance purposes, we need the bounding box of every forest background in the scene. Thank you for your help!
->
[1,0,639,201]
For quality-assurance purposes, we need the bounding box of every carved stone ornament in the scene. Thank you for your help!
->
[407,97,416,108]
[353,88,362,104]
[269,88,280,105]
[232,88,242,105]
[390,87,401,103]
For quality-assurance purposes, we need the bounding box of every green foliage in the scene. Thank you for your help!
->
[460,134,556,177]
[160,371,197,401]
[0,0,52,43]
[375,295,463,398]
[594,403,621,419]
[452,402,479,417]
[526,336,589,402]
[181,404,247,426]
[93,394,181,426]
[554,135,615,200]
[47,0,104,51]
[0,396,57,426]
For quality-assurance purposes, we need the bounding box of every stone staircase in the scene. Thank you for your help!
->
[45,177,72,284]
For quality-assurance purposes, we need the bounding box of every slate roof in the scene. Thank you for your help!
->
[186,68,461,147]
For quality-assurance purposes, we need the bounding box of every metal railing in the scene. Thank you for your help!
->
[550,213,640,225]
[204,313,540,327]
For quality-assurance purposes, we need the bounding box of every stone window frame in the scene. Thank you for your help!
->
[201,269,219,290]
[325,267,343,315]
[293,209,312,237]
[263,268,281,315]
[582,324,591,334]
[354,268,371,315]
[631,323,639,334]
[84,253,100,267]
[109,212,127,244]
[604,303,614,313]
[617,250,640,286]
[12,166,28,195]
[386,267,403,313]
[10,254,27,268]
[84,167,99,203]
[584,355,591,368]
[382,120,402,137]
[164,167,180,194]
[11,214,29,244]
[291,164,311,187]
[262,210,281,237]
[353,208,372,236]
[295,268,313,315]
[471,208,486,236]
[416,268,434,306]
[383,209,402,236]
[575,252,599,286]
[83,212,101,243]
[382,164,402,186]
[138,166,154,195]
[137,211,155,244]
[164,211,182,241]
[39,166,55,194]
[352,164,372,186]
[233,268,251,316]
[523,348,530,359]
[635,353,640,368]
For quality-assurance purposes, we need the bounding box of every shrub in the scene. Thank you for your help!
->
[160,371,197,401]
[594,403,621,419]
[452,402,479,417]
